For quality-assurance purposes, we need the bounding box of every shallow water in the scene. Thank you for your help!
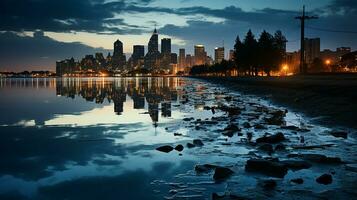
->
[0,77,356,200]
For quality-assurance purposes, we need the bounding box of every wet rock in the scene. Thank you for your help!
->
[262,179,277,190]
[224,124,240,132]
[254,124,266,129]
[211,107,216,115]
[289,154,342,164]
[245,159,288,178]
[316,174,333,185]
[246,132,253,142]
[195,164,217,173]
[330,131,348,139]
[280,160,312,171]
[291,144,334,150]
[258,143,274,154]
[242,122,251,128]
[275,144,286,151]
[218,105,242,116]
[156,145,174,153]
[224,96,233,101]
[174,144,184,152]
[256,132,285,144]
[174,133,182,136]
[264,110,286,125]
[291,178,304,184]
[186,143,195,148]
[193,139,204,146]
[213,166,234,181]
[222,130,234,137]
[281,125,300,131]
[183,117,194,121]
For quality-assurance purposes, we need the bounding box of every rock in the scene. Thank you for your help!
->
[174,144,184,152]
[213,166,234,181]
[245,159,288,178]
[186,143,195,148]
[262,179,277,190]
[211,107,216,115]
[330,131,348,139]
[291,178,304,184]
[289,154,342,164]
[224,124,240,132]
[258,143,274,154]
[218,105,242,116]
[264,110,286,125]
[242,122,251,128]
[193,139,204,146]
[281,125,300,131]
[222,130,234,137]
[195,164,217,173]
[183,117,194,121]
[275,144,286,151]
[256,132,286,144]
[316,174,332,185]
[254,124,266,129]
[174,133,182,136]
[156,145,174,153]
[280,160,312,171]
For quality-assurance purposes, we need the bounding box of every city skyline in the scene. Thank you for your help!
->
[1,0,357,71]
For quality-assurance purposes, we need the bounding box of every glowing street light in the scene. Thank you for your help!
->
[325,59,331,65]
[282,64,289,76]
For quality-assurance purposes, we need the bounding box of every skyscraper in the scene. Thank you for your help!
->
[214,47,225,63]
[194,45,207,66]
[161,38,171,54]
[179,48,186,68]
[132,45,145,60]
[145,28,160,70]
[112,39,126,71]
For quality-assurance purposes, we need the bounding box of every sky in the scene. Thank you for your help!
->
[0,0,356,71]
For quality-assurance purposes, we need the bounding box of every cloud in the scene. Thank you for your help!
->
[0,31,110,71]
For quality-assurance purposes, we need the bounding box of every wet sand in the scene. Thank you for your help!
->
[197,74,357,130]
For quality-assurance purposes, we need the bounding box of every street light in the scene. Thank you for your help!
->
[325,59,331,65]
[282,64,289,76]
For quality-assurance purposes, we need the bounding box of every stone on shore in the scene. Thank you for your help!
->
[195,164,217,173]
[193,139,204,146]
[256,132,286,144]
[288,154,342,164]
[174,144,184,152]
[213,166,234,181]
[316,174,333,185]
[156,145,174,153]
[330,131,348,139]
[245,158,288,178]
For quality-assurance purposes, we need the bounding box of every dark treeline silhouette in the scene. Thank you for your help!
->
[190,30,287,76]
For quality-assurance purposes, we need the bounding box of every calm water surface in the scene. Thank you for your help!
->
[0,77,356,200]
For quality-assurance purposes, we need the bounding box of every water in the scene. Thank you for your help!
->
[0,77,356,200]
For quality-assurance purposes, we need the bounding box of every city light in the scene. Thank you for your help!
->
[325,59,331,65]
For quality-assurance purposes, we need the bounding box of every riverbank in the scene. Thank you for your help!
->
[197,74,357,130]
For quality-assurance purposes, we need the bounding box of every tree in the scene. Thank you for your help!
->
[258,30,274,75]
[233,35,243,74]
[243,30,258,75]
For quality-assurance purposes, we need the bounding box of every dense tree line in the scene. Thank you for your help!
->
[190,30,287,76]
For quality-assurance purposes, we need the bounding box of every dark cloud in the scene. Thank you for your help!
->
[0,0,146,34]
[0,31,110,71]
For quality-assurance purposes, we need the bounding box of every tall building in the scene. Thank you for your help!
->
[129,45,145,70]
[112,39,126,71]
[304,38,320,64]
[185,54,193,67]
[161,38,171,54]
[194,45,207,66]
[214,47,225,63]
[179,48,186,68]
[170,53,177,64]
[145,28,160,70]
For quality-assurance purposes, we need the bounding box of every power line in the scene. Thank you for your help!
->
[306,26,357,34]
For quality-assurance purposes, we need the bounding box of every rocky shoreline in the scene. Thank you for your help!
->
[153,78,357,199]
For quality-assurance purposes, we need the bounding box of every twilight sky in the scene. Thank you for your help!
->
[0,0,356,71]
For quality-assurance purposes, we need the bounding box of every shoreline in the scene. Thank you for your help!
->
[195,74,357,130]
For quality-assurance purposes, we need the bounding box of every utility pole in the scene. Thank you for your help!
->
[295,5,318,74]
